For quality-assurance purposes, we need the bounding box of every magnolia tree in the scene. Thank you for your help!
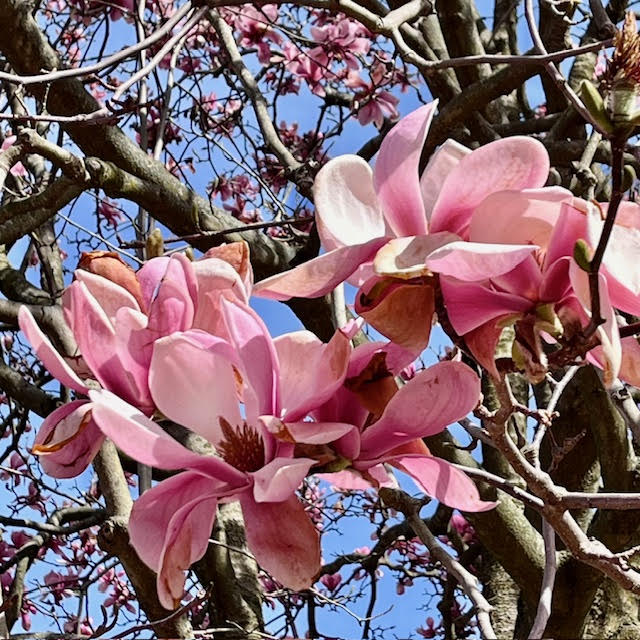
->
[3,0,640,638]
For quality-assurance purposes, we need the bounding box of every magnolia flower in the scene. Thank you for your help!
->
[19,245,252,478]
[88,298,360,606]
[308,343,494,512]
[423,181,640,385]
[255,101,640,384]
[254,102,547,357]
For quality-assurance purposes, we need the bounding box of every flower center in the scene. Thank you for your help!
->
[217,417,265,473]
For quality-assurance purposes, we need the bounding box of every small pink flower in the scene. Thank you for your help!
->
[320,572,342,591]
[98,199,124,229]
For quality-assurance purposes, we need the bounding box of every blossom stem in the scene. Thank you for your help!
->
[584,140,626,338]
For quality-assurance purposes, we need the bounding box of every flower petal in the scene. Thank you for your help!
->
[468,187,571,248]
[465,320,507,379]
[430,137,550,237]
[149,331,242,444]
[570,264,621,386]
[253,239,387,301]
[425,241,537,282]
[18,307,89,395]
[241,494,321,591]
[129,471,223,572]
[251,456,315,502]
[89,389,248,484]
[373,232,460,279]
[588,209,640,317]
[314,155,386,250]
[73,270,140,322]
[137,253,197,314]
[393,455,496,512]
[616,336,640,388]
[373,103,437,236]
[282,420,356,445]
[359,362,480,459]
[155,489,219,609]
[32,400,103,478]
[274,327,353,421]
[420,139,470,221]
[221,298,279,419]
[439,276,531,335]
[355,278,435,356]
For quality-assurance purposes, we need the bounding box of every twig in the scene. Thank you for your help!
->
[584,141,625,337]
[529,366,579,468]
[609,378,640,445]
[379,488,496,640]
[523,0,610,135]
[528,520,557,639]
[120,216,314,248]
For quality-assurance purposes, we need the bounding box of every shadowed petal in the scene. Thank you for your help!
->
[241,494,321,591]
[393,455,496,512]
[359,362,480,459]
[465,320,507,380]
[355,278,435,356]
[32,401,103,479]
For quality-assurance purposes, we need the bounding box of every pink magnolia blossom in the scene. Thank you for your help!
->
[308,20,371,72]
[97,198,124,228]
[254,102,547,358]
[356,90,399,128]
[88,299,360,607]
[233,5,282,65]
[19,245,252,478]
[255,101,640,384]
[420,179,640,384]
[308,343,494,512]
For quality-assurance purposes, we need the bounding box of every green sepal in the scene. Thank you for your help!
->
[580,80,614,134]
[573,239,593,272]
[314,456,352,474]
[623,165,637,192]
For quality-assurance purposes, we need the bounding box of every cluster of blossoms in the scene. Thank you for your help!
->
[23,99,640,614]
[21,208,492,609]
[255,101,640,389]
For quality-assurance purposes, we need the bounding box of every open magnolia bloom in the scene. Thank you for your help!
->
[88,297,360,607]
[254,101,548,356]
[19,244,253,478]
[307,343,495,512]
[427,187,640,385]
